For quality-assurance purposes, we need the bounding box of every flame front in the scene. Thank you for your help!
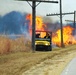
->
[52,25,76,46]
[26,14,76,47]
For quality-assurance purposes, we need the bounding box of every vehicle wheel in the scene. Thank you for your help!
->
[48,46,52,51]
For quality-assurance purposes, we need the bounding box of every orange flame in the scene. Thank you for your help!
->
[26,14,46,37]
[26,14,76,47]
[52,25,76,46]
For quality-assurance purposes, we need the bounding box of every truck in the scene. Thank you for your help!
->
[35,30,52,51]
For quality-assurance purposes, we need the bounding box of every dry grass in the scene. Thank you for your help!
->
[0,45,76,75]
[10,37,31,52]
[0,36,10,54]
[0,36,76,75]
[0,36,31,54]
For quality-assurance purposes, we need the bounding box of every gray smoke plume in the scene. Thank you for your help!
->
[42,16,60,32]
[0,11,29,35]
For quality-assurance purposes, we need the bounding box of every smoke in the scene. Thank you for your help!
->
[0,11,29,37]
[42,16,75,34]
[43,16,52,23]
[0,11,75,40]
[42,16,60,32]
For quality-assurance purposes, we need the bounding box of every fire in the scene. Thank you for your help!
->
[26,14,76,47]
[26,14,46,37]
[52,25,76,46]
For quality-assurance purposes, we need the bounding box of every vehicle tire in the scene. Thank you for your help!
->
[48,46,52,51]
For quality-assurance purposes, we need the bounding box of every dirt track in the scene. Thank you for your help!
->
[22,49,76,75]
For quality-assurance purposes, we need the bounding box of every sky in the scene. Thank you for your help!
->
[0,0,76,24]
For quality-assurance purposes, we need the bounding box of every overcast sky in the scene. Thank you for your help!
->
[0,0,76,23]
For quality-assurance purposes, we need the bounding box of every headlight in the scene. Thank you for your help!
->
[45,43,49,45]
[35,42,37,45]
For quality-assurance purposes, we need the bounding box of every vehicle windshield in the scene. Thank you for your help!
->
[35,31,51,42]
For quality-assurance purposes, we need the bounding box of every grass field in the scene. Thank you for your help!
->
[0,45,76,75]
[0,36,31,54]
